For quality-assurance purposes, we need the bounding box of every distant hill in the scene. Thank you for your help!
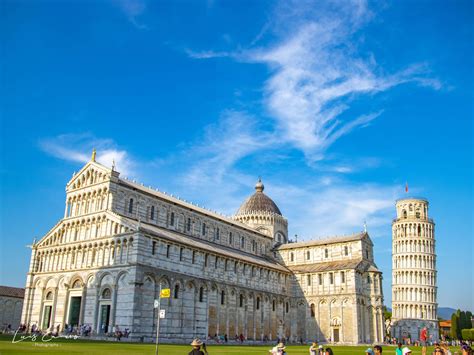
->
[438,307,457,320]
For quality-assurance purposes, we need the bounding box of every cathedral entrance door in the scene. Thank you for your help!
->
[333,328,340,343]
[42,305,52,330]
[68,296,82,326]
[99,305,111,333]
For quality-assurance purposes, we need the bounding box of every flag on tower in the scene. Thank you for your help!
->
[405,182,408,193]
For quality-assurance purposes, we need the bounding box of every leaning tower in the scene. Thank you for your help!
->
[391,197,439,342]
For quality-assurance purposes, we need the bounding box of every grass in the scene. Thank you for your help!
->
[0,335,443,355]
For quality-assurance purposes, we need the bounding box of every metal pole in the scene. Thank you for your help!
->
[155,284,162,355]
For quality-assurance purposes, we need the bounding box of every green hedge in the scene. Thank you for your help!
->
[461,329,474,341]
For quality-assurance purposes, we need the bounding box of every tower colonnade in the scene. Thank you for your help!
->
[391,198,439,342]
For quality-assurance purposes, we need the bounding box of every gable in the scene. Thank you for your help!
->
[66,161,114,192]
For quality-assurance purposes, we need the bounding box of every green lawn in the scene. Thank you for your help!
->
[0,335,442,355]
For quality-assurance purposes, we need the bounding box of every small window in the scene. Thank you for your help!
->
[199,287,204,302]
[72,280,81,288]
[174,284,179,299]
[152,241,156,255]
[202,223,206,235]
[344,246,348,256]
[229,232,233,245]
[418,225,421,236]
[341,271,345,283]
[240,236,245,248]
[318,274,323,285]
[366,249,369,259]
[215,228,220,240]
[286,302,289,313]
[329,273,334,284]
[102,288,111,299]
[45,291,53,300]
[310,303,315,317]
[192,251,196,264]
[225,259,228,271]
[416,211,420,219]
[256,297,260,310]
[239,294,244,307]
[325,249,328,258]
[234,261,237,273]
[306,251,310,260]
[215,256,219,269]
[170,212,175,226]
[187,218,191,232]
[307,274,311,286]
[367,275,371,284]
[221,290,225,305]
[402,210,407,218]
[128,198,134,213]
[272,300,275,312]
[180,247,184,261]
[150,206,155,220]
[166,245,170,258]
[204,254,208,267]
[290,252,294,262]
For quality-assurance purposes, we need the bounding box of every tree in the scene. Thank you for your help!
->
[451,313,461,340]
[460,311,468,333]
[466,311,473,328]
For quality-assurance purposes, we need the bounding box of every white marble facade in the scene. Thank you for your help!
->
[21,158,384,344]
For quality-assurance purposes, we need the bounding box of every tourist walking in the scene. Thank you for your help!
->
[420,327,428,355]
[189,338,205,355]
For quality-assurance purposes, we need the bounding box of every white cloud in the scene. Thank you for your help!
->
[39,133,135,177]
[113,0,148,29]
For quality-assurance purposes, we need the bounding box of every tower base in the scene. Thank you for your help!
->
[391,319,439,343]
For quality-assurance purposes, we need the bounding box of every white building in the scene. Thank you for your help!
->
[391,197,439,342]
[21,153,384,344]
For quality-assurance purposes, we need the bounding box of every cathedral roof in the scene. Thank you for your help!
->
[286,259,381,274]
[276,231,370,250]
[235,179,282,216]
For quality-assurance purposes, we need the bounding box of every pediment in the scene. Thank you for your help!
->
[66,161,114,191]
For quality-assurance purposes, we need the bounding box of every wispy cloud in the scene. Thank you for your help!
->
[185,0,441,164]
[39,133,135,177]
[113,0,148,29]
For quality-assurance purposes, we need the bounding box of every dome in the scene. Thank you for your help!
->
[236,178,282,216]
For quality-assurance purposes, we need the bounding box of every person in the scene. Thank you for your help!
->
[366,348,374,355]
[202,342,208,355]
[401,347,412,355]
[420,327,428,355]
[309,342,318,355]
[189,338,205,355]
[317,345,324,355]
[325,348,334,355]
[374,345,382,354]
[396,342,403,355]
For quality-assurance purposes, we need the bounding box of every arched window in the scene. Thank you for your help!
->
[221,290,225,305]
[402,210,407,218]
[367,275,371,284]
[199,287,204,302]
[150,206,155,220]
[174,284,179,299]
[72,280,82,288]
[128,198,134,213]
[310,304,315,317]
[272,300,276,312]
[102,288,111,299]
[45,291,53,300]
[239,294,244,307]
[286,302,289,313]
[256,297,260,310]
[170,212,175,226]
[418,225,421,236]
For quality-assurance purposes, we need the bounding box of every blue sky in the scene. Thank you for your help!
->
[1,0,472,311]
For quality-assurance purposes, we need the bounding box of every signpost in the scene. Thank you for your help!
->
[154,285,170,355]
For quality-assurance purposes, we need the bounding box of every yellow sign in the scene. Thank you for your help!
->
[160,288,170,298]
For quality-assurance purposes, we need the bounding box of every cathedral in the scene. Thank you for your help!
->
[21,152,384,344]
